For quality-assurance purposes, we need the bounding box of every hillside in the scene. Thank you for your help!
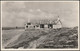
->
[4,26,78,49]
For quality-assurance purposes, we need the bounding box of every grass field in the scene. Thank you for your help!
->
[2,29,24,48]
[2,26,78,49]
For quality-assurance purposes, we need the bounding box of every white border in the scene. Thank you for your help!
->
[1,1,79,50]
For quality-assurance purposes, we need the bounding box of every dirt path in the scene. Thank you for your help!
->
[27,30,59,48]
[3,33,22,49]
[27,35,47,48]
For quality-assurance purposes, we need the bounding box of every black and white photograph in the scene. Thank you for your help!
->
[1,1,79,50]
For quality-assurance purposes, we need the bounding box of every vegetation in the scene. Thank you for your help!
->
[3,26,78,49]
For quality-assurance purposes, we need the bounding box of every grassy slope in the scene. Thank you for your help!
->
[2,29,24,47]
[5,29,47,48]
[37,27,78,48]
[4,27,78,49]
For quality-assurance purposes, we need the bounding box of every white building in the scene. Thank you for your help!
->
[25,16,62,30]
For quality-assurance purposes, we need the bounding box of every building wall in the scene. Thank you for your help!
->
[25,23,62,29]
[44,24,48,28]
[53,24,62,29]
[35,25,40,29]
[25,24,35,29]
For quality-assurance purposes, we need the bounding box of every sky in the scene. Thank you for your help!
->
[2,1,79,27]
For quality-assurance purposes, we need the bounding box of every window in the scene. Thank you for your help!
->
[36,25,39,27]
[26,26,28,28]
[34,26,35,28]
[48,24,53,28]
[40,24,44,28]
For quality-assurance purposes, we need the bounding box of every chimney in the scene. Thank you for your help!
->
[27,17,30,23]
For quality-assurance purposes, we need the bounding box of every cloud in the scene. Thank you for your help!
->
[2,2,79,27]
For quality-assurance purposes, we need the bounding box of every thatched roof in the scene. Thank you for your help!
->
[25,17,62,25]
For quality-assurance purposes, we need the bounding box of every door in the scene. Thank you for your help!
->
[48,24,53,28]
